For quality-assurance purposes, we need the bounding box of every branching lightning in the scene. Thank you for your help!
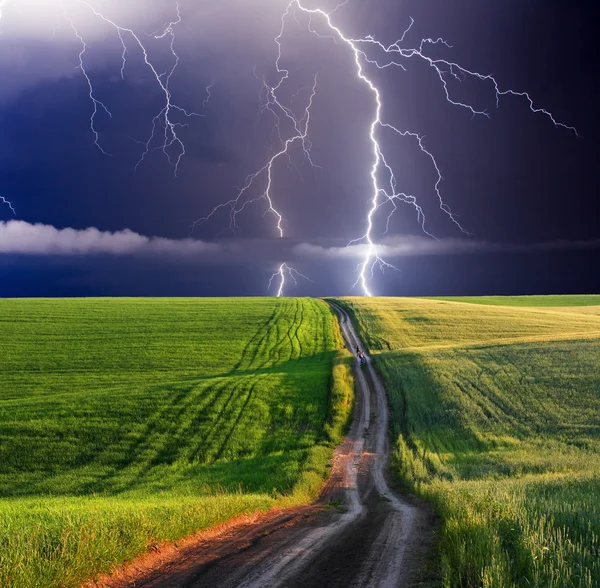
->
[269,263,313,297]
[293,1,577,296]
[67,0,203,176]
[195,0,575,296]
[4,0,198,174]
[193,29,321,296]
[3,0,577,296]
[62,6,113,156]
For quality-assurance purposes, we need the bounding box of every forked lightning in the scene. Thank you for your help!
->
[1,1,576,295]
[2,0,203,175]
[203,0,575,296]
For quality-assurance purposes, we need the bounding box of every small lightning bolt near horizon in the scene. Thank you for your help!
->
[269,263,313,297]
[0,196,16,216]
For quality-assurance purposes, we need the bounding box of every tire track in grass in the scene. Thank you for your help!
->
[291,299,305,360]
[285,299,299,361]
[213,380,260,464]
[276,299,297,365]
[255,300,295,370]
[79,383,214,493]
[109,380,228,487]
[188,377,250,463]
[181,383,245,461]
[234,305,281,372]
[250,303,286,371]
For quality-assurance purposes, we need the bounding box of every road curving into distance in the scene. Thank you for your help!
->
[101,300,435,588]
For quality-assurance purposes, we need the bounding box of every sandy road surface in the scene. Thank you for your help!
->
[100,301,435,588]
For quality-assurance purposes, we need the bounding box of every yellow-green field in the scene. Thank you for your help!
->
[337,296,600,587]
[0,298,353,588]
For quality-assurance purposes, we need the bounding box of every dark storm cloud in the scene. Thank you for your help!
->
[0,0,598,297]
[0,0,282,103]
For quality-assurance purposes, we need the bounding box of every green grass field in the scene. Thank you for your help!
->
[0,298,353,588]
[338,296,600,587]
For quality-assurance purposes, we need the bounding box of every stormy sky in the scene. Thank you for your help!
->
[0,0,597,297]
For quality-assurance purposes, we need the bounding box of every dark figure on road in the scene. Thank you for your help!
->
[356,345,360,355]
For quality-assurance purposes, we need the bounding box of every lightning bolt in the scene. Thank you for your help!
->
[59,0,202,175]
[193,29,320,296]
[0,196,16,215]
[285,0,577,296]
[62,6,113,156]
[269,263,313,298]
[203,80,215,109]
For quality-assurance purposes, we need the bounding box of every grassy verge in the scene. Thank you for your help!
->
[340,296,600,587]
[0,298,353,587]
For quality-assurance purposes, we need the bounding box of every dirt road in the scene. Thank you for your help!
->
[101,301,435,588]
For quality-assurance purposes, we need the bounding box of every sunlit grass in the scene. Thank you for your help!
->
[0,298,353,587]
[339,296,600,587]
[428,294,600,307]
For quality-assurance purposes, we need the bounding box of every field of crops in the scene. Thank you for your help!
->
[0,298,353,587]
[338,296,600,587]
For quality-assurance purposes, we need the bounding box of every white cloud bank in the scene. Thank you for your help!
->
[2,221,599,261]
[0,220,219,256]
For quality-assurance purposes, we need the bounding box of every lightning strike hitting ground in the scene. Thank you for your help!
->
[288,0,577,296]
[0,196,16,215]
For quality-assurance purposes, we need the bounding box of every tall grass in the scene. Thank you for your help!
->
[342,296,600,587]
[0,298,353,587]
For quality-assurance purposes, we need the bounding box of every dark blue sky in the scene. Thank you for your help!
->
[0,0,598,297]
